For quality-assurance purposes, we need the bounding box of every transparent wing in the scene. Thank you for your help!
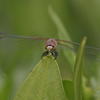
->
[0,32,100,62]
[58,41,100,62]
[0,32,49,40]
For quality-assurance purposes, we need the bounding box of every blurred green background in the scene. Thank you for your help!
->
[0,0,100,100]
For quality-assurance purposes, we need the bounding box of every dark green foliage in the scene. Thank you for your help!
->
[73,37,87,100]
[63,80,74,100]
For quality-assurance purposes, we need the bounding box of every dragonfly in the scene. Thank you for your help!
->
[0,32,100,60]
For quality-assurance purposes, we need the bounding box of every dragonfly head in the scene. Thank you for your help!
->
[45,39,57,51]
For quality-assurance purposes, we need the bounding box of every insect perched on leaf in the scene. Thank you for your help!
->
[42,39,58,59]
[0,32,100,61]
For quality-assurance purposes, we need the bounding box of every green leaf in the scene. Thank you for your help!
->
[13,55,67,100]
[63,80,74,100]
[74,37,87,100]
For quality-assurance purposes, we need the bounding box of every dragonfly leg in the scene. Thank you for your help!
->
[41,51,49,58]
[41,50,58,59]
[51,50,58,59]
